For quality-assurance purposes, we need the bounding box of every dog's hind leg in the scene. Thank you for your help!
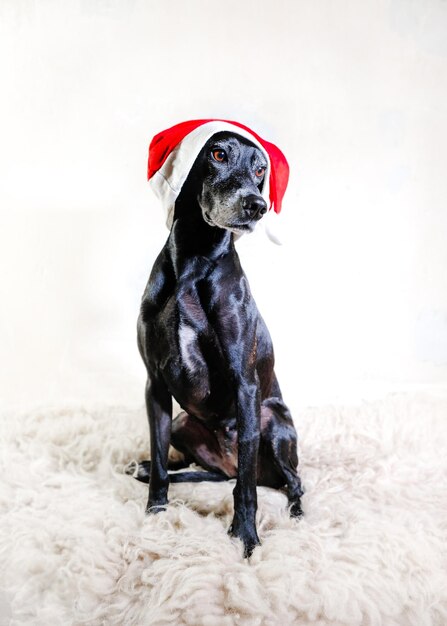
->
[131,455,191,483]
[170,411,238,478]
[259,398,304,518]
[133,460,230,483]
[132,411,237,484]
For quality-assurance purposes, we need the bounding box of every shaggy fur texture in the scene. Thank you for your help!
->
[1,394,446,625]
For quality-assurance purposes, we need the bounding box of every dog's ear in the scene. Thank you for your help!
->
[173,149,209,222]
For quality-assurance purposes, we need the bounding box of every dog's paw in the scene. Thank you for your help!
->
[128,460,151,483]
[228,522,261,558]
[145,500,168,515]
[289,498,303,519]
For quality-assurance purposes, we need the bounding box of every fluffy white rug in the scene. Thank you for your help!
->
[1,394,446,626]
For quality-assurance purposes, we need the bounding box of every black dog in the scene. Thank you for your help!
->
[136,131,303,557]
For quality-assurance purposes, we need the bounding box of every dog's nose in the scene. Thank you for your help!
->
[242,195,268,220]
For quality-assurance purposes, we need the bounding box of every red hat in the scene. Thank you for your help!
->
[147,119,289,229]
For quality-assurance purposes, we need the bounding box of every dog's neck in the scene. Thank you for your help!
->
[167,194,236,276]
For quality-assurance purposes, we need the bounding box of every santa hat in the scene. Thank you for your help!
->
[147,119,289,233]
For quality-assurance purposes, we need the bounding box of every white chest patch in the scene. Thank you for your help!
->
[178,324,197,371]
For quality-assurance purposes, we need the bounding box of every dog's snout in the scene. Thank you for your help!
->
[242,195,268,220]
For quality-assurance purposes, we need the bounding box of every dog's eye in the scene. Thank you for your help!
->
[212,149,227,162]
[255,166,266,178]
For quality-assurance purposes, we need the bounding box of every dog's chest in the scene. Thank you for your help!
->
[175,313,219,376]
[170,316,233,419]
[178,323,199,371]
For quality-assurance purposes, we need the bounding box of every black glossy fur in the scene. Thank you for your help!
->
[136,132,303,557]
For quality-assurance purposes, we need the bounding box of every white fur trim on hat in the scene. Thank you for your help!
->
[148,121,271,230]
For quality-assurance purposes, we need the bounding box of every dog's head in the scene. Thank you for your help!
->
[186,132,269,234]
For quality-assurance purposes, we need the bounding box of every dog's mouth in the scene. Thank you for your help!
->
[204,211,255,234]
[203,211,215,227]
[229,223,254,233]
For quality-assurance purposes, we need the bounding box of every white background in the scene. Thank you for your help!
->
[1,0,447,411]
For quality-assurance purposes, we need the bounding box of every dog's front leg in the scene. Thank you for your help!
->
[144,375,172,513]
[228,377,261,558]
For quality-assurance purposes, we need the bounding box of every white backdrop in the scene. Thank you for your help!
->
[1,0,447,411]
